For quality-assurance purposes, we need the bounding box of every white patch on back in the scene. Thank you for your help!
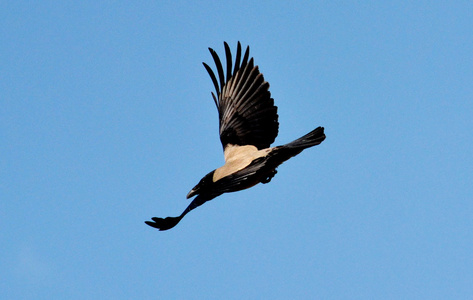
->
[213,144,271,182]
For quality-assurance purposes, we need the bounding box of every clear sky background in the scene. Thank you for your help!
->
[2,1,472,299]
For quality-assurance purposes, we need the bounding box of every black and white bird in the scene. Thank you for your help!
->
[146,42,326,231]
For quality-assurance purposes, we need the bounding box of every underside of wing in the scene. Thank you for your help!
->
[203,42,279,151]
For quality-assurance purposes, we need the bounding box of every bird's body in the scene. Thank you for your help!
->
[213,144,271,181]
[146,42,326,231]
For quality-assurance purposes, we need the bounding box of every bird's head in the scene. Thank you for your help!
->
[186,170,216,199]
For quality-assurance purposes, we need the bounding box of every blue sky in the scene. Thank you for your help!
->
[2,1,472,299]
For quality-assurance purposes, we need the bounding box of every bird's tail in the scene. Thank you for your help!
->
[266,126,325,165]
[257,126,325,181]
[283,126,325,150]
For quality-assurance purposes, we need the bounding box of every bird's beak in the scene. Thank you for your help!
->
[186,187,199,199]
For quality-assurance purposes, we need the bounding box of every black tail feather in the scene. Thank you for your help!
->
[283,127,325,149]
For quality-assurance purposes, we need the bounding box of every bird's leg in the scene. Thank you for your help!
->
[145,195,209,231]
[261,169,277,184]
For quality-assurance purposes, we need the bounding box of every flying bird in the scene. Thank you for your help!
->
[146,42,325,231]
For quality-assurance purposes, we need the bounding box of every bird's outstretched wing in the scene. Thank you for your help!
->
[203,42,279,151]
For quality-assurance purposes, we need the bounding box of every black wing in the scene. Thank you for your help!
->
[203,42,279,150]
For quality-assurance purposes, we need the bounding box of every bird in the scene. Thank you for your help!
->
[145,42,326,231]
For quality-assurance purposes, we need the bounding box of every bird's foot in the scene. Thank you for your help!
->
[145,216,182,231]
[261,170,277,184]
